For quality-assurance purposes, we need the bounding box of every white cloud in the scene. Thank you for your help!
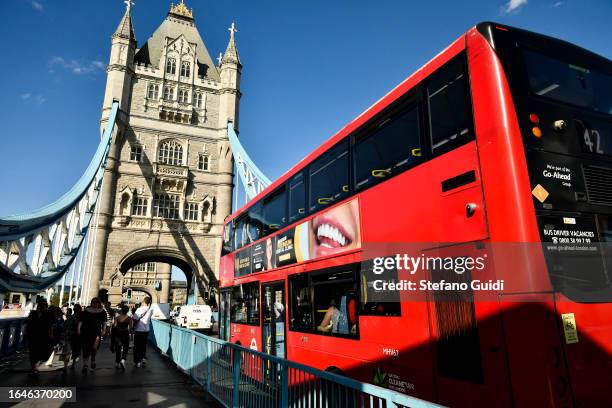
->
[553,1,564,7]
[48,56,106,75]
[503,0,528,14]
[20,92,45,104]
[29,0,44,12]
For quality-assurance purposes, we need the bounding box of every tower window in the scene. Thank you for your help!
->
[132,196,148,216]
[132,262,156,272]
[163,86,174,101]
[184,202,199,221]
[158,139,183,166]
[153,193,180,219]
[147,84,159,100]
[198,154,210,171]
[178,89,190,104]
[181,61,191,77]
[195,93,204,108]
[166,58,176,75]
[130,145,143,162]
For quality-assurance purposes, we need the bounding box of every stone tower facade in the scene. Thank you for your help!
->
[89,0,239,305]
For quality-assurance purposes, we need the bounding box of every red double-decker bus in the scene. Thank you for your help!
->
[218,22,612,407]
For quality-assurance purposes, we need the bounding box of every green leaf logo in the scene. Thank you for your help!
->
[373,367,387,387]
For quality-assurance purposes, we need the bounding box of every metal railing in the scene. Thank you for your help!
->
[0,318,27,357]
[149,320,443,408]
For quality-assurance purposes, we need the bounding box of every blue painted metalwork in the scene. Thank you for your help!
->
[150,319,443,408]
[0,102,120,292]
[0,103,119,240]
[227,123,271,201]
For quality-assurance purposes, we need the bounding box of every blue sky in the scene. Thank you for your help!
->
[1,0,611,280]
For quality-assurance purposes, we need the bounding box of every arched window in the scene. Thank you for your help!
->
[163,86,174,101]
[181,61,191,77]
[153,193,180,219]
[158,139,183,166]
[166,58,176,75]
[194,93,204,108]
[147,84,159,100]
[178,89,189,104]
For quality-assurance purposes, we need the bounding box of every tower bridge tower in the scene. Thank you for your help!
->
[89,0,239,304]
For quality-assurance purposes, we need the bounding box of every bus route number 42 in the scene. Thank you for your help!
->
[583,127,604,154]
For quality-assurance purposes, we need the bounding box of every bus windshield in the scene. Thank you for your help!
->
[523,48,612,115]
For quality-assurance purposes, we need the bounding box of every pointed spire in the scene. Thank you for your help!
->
[114,0,135,41]
[222,22,241,65]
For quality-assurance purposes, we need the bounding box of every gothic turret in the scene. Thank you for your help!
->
[103,0,136,114]
[219,22,241,130]
[90,0,137,302]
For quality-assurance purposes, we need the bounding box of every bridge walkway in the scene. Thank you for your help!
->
[0,336,219,408]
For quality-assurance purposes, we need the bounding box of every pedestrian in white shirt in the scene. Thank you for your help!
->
[132,296,153,367]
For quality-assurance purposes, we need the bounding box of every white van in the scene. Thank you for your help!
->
[176,304,213,330]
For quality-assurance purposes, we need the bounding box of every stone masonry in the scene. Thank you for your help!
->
[87,0,240,305]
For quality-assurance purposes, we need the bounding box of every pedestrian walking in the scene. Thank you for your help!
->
[132,296,153,367]
[67,304,82,370]
[25,298,52,376]
[113,304,133,371]
[47,306,68,372]
[79,298,107,374]
[103,301,115,345]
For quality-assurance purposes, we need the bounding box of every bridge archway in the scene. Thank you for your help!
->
[101,246,208,305]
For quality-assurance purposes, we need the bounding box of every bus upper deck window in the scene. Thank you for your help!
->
[222,222,234,255]
[288,172,306,223]
[248,202,263,243]
[309,140,349,213]
[234,216,248,249]
[353,103,421,191]
[427,55,473,154]
[263,187,287,236]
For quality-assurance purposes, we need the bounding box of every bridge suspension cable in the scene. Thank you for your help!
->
[0,101,120,295]
[227,122,271,207]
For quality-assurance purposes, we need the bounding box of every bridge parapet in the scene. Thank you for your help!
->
[149,320,443,408]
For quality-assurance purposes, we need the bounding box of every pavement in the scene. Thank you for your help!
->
[0,338,221,408]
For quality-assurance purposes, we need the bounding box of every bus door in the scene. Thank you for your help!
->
[262,281,286,359]
[424,243,511,407]
[219,289,231,341]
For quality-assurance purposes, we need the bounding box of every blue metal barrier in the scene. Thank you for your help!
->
[150,320,443,408]
[0,318,27,357]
